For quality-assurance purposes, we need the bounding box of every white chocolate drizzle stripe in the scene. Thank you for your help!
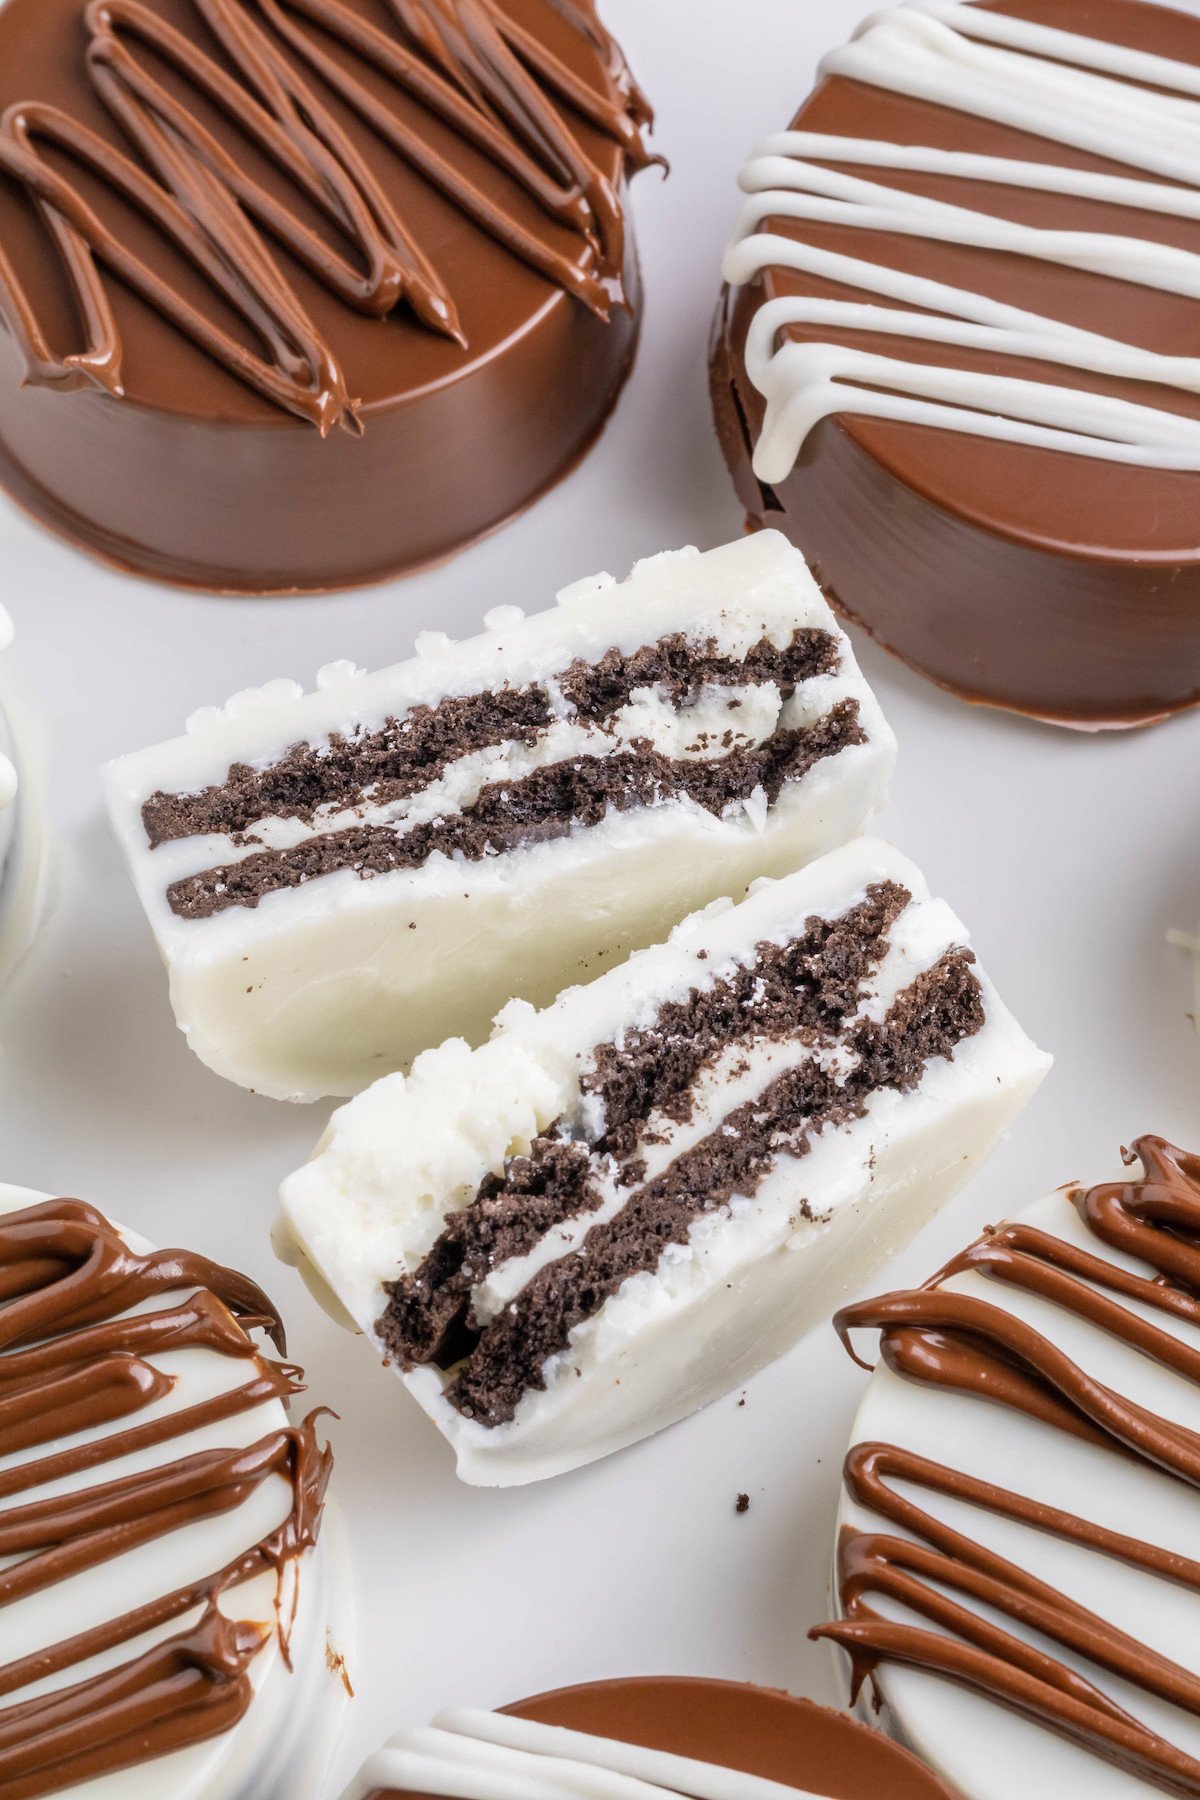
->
[723,0,1200,482]
[342,1709,824,1800]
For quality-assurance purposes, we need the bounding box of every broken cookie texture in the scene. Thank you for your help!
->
[141,628,842,854]
[160,698,865,922]
[276,839,1049,1485]
[105,533,895,1100]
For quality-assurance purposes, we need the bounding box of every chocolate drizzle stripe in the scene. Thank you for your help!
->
[163,695,865,920]
[0,1196,331,1797]
[140,626,842,848]
[378,881,910,1371]
[814,1135,1200,1799]
[0,1610,265,1800]
[0,0,653,427]
[0,1371,294,1503]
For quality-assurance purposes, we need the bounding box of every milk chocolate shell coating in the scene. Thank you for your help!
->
[366,1677,956,1799]
[711,0,1200,727]
[0,0,652,593]
[818,1136,1200,1795]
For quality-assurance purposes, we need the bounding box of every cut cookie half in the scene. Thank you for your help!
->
[277,837,1049,1486]
[103,532,895,1101]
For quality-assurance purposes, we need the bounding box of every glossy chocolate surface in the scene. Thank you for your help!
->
[0,0,650,591]
[712,0,1200,726]
[366,1676,957,1799]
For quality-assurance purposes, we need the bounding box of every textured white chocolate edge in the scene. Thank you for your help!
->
[0,1183,350,1800]
[102,532,895,958]
[341,1709,824,1800]
[276,838,1050,1481]
[836,1176,1200,1800]
[723,0,1200,485]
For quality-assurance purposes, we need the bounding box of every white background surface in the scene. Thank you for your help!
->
[2,1,1200,1793]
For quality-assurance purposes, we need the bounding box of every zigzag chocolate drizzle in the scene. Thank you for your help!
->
[0,0,653,431]
[0,1195,332,1799]
[814,1136,1200,1798]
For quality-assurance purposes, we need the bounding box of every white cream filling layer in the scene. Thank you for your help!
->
[142,679,824,885]
[281,855,902,1294]
[107,535,895,954]
[464,890,981,1325]
[470,1037,851,1328]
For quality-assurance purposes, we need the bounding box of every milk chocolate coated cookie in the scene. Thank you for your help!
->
[714,0,1200,727]
[0,0,655,591]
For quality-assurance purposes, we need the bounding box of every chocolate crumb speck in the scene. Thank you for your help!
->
[325,1639,355,1698]
[736,1493,750,1514]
